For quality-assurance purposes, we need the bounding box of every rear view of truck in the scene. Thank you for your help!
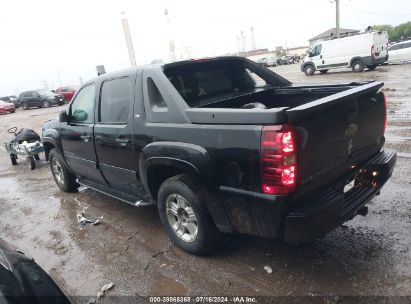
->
[164,57,396,248]
[371,31,389,65]
[262,82,396,242]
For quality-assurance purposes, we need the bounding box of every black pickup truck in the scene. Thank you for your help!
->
[42,57,396,254]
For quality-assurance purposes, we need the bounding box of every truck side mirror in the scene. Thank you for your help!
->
[59,109,69,123]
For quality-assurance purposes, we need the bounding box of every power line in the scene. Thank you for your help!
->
[343,3,411,16]
[210,1,326,25]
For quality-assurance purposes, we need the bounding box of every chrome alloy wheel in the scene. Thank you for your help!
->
[52,157,64,186]
[166,194,198,242]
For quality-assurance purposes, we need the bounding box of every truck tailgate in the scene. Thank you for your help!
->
[286,81,386,195]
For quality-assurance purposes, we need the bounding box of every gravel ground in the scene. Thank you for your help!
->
[0,63,410,302]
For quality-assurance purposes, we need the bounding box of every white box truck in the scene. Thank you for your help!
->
[301,31,389,75]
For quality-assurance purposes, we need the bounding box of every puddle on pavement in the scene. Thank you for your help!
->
[397,152,411,158]
[0,174,106,296]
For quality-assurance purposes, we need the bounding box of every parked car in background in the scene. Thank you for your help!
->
[18,90,64,110]
[55,86,78,102]
[388,40,411,64]
[256,58,268,67]
[265,57,278,67]
[291,54,301,63]
[0,100,16,114]
[284,56,295,64]
[301,31,389,75]
[0,238,70,302]
[0,95,20,108]
[277,56,293,65]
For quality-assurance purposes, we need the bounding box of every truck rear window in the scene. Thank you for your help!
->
[164,59,268,107]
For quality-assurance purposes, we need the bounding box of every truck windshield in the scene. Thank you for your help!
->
[163,59,272,107]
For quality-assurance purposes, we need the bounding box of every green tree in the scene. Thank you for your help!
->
[373,21,411,41]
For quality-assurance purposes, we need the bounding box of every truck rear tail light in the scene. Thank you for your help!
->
[261,125,297,195]
[371,45,375,58]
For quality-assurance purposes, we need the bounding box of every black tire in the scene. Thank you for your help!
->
[49,148,79,192]
[26,156,35,170]
[42,100,50,108]
[320,69,329,74]
[367,65,377,70]
[304,64,315,76]
[157,174,222,255]
[22,103,29,110]
[10,154,17,165]
[34,154,40,160]
[352,60,364,72]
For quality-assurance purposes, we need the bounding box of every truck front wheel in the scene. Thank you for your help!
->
[304,64,315,76]
[157,174,221,255]
[49,149,79,192]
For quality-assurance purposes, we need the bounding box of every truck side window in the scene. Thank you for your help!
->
[147,77,168,112]
[245,68,267,87]
[311,45,322,57]
[99,77,131,123]
[70,84,95,124]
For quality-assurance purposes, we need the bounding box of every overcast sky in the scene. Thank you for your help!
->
[0,0,410,96]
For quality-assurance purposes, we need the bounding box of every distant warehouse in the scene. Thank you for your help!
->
[309,28,360,47]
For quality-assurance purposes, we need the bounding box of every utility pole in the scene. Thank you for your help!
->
[335,0,340,38]
[236,36,241,55]
[164,9,176,62]
[121,12,137,67]
[240,30,246,53]
[250,26,256,50]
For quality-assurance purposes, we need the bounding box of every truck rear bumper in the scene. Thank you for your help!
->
[284,149,396,242]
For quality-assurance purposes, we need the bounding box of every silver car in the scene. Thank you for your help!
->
[388,40,411,64]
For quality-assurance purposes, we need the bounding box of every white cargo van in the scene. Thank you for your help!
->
[301,31,388,75]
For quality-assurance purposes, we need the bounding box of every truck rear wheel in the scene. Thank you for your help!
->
[49,149,79,192]
[304,64,315,76]
[352,60,364,72]
[157,174,221,255]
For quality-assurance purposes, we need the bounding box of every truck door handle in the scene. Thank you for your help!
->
[115,138,130,143]
[80,135,92,141]
[320,55,323,59]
